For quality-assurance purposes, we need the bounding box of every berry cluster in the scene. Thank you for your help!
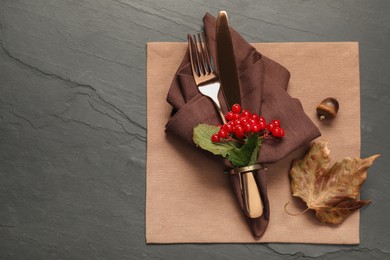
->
[211,104,285,143]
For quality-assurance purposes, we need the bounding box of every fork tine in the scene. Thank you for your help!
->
[187,34,195,75]
[187,34,198,77]
[197,33,209,74]
[200,32,212,74]
[192,34,204,76]
[188,32,219,87]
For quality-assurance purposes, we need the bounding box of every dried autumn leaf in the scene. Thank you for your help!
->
[289,141,380,224]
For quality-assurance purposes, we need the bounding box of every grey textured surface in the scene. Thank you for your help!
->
[0,0,389,259]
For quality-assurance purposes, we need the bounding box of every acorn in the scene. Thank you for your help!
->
[316,97,339,120]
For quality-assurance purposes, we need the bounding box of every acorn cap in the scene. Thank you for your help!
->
[316,97,339,120]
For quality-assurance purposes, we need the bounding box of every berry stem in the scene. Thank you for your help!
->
[220,137,244,145]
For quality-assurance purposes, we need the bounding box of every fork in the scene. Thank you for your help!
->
[187,33,227,124]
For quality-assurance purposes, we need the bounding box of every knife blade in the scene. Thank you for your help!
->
[215,11,263,219]
[215,11,241,108]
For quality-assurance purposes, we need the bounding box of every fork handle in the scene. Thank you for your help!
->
[218,108,227,124]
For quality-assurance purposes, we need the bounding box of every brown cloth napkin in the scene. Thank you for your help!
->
[165,13,321,238]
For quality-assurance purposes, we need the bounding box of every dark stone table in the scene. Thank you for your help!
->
[1,0,389,259]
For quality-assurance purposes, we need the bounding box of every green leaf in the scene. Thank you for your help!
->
[193,124,233,157]
[227,134,260,167]
[193,125,261,167]
[249,139,261,166]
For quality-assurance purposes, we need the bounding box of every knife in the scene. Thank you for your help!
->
[215,11,263,219]
[215,11,241,107]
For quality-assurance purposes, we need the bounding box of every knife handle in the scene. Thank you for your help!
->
[241,171,263,218]
[229,165,264,218]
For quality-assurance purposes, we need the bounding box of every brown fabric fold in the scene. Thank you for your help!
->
[165,13,321,238]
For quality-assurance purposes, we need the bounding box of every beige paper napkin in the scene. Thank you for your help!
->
[146,42,360,244]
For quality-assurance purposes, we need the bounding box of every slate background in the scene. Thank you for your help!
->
[0,0,389,259]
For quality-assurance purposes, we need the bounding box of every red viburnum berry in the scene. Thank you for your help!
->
[258,121,266,130]
[223,124,233,133]
[240,117,249,126]
[218,129,228,138]
[211,134,220,142]
[272,127,285,138]
[232,104,241,114]
[272,127,281,137]
[278,127,285,137]
[267,122,275,132]
[250,114,259,121]
[249,118,257,125]
[252,124,260,133]
[271,119,281,127]
[258,116,266,124]
[242,109,251,117]
[234,119,242,126]
[233,113,241,120]
[226,111,234,121]
[235,125,244,136]
[244,123,252,132]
